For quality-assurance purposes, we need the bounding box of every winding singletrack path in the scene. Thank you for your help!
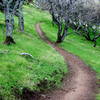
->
[35,23,97,100]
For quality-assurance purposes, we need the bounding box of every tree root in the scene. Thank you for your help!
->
[4,36,16,45]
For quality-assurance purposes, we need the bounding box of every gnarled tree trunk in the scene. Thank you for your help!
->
[0,0,25,45]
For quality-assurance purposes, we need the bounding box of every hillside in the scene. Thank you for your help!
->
[0,5,100,100]
[0,6,67,100]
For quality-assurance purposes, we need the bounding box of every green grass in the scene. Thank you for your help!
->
[96,93,100,100]
[0,6,67,100]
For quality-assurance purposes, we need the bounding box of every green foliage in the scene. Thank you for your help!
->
[0,5,67,100]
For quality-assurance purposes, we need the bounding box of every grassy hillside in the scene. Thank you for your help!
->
[0,5,100,100]
[0,6,67,100]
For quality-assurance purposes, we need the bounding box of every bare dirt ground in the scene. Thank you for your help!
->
[35,23,97,100]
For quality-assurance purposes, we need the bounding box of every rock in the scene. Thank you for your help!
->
[20,53,34,61]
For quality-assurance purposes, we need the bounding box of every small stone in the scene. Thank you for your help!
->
[20,53,34,61]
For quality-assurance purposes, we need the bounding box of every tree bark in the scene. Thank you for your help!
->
[4,1,15,45]
[16,0,24,32]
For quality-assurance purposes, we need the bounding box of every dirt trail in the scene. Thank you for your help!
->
[35,23,97,100]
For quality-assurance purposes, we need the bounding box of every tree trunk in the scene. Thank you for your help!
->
[17,0,24,32]
[56,24,63,43]
[56,24,68,43]
[4,2,15,45]
[61,24,68,41]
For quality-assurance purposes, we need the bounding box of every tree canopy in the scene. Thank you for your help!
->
[0,0,100,46]
[35,0,100,46]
